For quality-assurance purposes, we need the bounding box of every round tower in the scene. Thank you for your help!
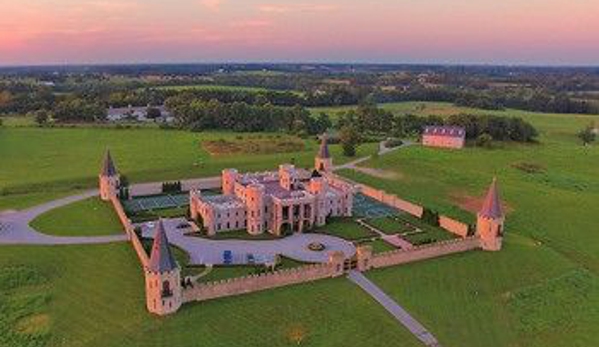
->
[145,220,182,315]
[246,183,265,235]
[477,178,505,251]
[99,149,120,201]
[315,133,333,172]
[222,168,238,195]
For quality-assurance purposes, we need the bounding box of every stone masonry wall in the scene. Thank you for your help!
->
[439,215,470,238]
[110,196,149,267]
[182,262,342,303]
[370,236,481,269]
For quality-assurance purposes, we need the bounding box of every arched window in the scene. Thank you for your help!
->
[162,280,172,298]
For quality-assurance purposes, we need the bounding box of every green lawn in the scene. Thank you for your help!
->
[200,229,281,240]
[127,206,188,223]
[333,102,599,346]
[0,127,377,211]
[29,197,123,236]
[364,216,414,234]
[0,244,423,347]
[313,217,376,240]
[356,238,397,253]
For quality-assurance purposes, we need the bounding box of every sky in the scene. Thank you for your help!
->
[0,0,598,66]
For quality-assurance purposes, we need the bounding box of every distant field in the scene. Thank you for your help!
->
[202,135,305,156]
[150,84,271,92]
[0,127,377,210]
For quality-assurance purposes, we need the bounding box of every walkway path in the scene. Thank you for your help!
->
[348,270,442,347]
[333,140,412,171]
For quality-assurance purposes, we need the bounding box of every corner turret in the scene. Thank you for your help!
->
[99,150,120,201]
[477,178,505,251]
[315,133,333,172]
[145,220,182,315]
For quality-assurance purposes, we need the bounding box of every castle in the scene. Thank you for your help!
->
[97,134,505,316]
[189,135,355,236]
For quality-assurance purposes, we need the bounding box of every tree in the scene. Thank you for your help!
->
[34,110,50,126]
[146,107,162,119]
[578,125,596,146]
[339,125,361,157]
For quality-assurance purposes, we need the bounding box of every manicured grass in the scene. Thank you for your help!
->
[29,197,123,236]
[313,217,376,240]
[0,127,377,211]
[364,216,415,234]
[356,238,397,253]
[0,244,423,347]
[367,234,599,347]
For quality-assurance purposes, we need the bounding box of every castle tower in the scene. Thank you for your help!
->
[145,220,182,315]
[308,176,329,226]
[99,150,120,201]
[315,133,332,172]
[246,183,265,235]
[222,169,238,195]
[477,178,505,251]
[278,164,297,190]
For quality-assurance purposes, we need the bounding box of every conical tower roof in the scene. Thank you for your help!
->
[317,133,330,159]
[147,220,178,272]
[100,150,118,177]
[479,178,503,219]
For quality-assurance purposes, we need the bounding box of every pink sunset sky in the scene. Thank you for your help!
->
[0,0,598,66]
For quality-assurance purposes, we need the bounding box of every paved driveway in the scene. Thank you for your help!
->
[141,218,356,265]
[0,189,127,245]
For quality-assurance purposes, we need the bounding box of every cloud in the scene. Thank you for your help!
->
[258,3,338,14]
[231,19,272,29]
[200,0,223,11]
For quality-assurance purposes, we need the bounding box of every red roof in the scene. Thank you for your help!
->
[423,126,465,138]
[479,178,503,219]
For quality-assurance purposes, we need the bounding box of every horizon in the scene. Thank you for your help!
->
[1,0,598,66]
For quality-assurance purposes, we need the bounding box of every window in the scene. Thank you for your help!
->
[161,280,172,298]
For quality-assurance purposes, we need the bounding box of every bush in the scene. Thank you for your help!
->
[384,138,403,148]
[421,208,440,226]
[476,133,494,148]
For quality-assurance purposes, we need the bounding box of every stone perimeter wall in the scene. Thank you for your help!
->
[182,262,342,303]
[439,215,470,237]
[350,180,424,218]
[110,196,149,267]
[370,236,481,269]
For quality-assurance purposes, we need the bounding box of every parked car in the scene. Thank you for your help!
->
[246,253,255,264]
[223,250,233,264]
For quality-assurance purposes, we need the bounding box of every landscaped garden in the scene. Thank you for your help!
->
[313,217,376,240]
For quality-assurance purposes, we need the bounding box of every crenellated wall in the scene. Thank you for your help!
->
[438,215,470,238]
[110,196,149,267]
[369,236,481,269]
[182,261,344,303]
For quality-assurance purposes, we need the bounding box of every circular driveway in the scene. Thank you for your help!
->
[141,218,356,265]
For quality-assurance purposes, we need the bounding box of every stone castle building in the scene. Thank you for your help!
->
[477,178,504,251]
[99,150,120,201]
[422,125,466,149]
[190,135,355,236]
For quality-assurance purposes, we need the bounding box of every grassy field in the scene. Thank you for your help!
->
[313,217,376,240]
[2,101,599,347]
[0,244,423,347]
[0,127,377,211]
[29,197,123,236]
[331,102,599,346]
